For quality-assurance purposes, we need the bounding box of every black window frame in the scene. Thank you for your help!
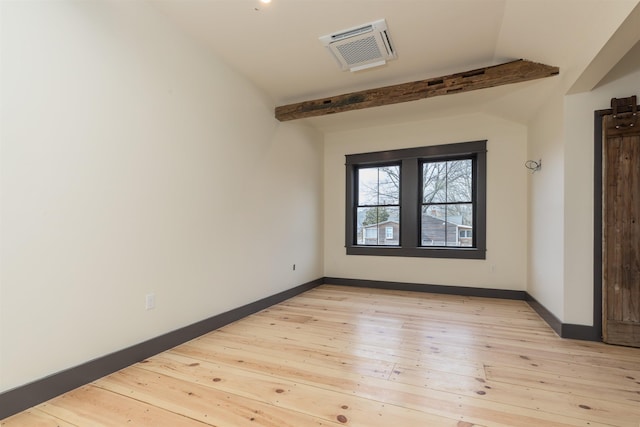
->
[345,140,486,259]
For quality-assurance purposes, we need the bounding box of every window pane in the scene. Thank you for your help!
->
[421,205,447,246]
[446,160,472,203]
[356,206,400,246]
[378,165,400,205]
[423,160,472,203]
[358,165,399,206]
[358,167,379,205]
[421,204,473,247]
[422,162,447,203]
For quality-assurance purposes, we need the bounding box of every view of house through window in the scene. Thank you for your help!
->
[356,165,400,246]
[421,159,473,247]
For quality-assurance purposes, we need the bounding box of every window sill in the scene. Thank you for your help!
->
[346,246,486,259]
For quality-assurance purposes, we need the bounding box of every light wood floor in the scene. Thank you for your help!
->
[3,284,640,427]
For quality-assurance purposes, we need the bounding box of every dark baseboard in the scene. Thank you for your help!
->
[524,293,562,335]
[324,277,527,300]
[0,278,323,420]
[561,323,601,341]
[524,293,600,341]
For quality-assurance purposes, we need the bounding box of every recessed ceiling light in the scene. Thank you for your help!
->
[260,0,271,3]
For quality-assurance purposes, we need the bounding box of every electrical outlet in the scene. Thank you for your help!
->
[145,293,156,310]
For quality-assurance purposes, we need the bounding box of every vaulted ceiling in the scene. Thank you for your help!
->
[154,0,640,131]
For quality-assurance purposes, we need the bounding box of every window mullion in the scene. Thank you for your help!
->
[400,158,418,248]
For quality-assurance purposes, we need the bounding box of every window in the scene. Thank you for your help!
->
[385,227,394,239]
[345,140,486,259]
[356,164,400,246]
[421,159,473,247]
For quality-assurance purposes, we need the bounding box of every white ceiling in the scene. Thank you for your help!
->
[154,0,639,131]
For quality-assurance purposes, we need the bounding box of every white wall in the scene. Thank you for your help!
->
[526,92,565,320]
[0,1,323,392]
[324,113,528,290]
[563,58,640,325]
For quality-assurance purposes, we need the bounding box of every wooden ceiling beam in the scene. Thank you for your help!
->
[275,59,559,121]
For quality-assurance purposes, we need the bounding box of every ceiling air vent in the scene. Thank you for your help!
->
[319,19,396,72]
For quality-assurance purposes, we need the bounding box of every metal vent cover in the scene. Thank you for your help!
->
[319,19,396,72]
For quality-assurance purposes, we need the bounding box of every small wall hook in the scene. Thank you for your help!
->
[525,159,542,173]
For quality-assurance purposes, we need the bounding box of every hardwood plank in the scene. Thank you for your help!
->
[170,339,599,427]
[258,304,557,348]
[37,385,209,427]
[213,325,485,378]
[94,367,341,427]
[196,331,395,380]
[282,293,550,330]
[390,364,640,426]
[484,364,640,405]
[135,353,464,427]
[275,59,559,121]
[0,408,76,427]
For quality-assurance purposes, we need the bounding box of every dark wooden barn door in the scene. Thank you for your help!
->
[602,96,640,347]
